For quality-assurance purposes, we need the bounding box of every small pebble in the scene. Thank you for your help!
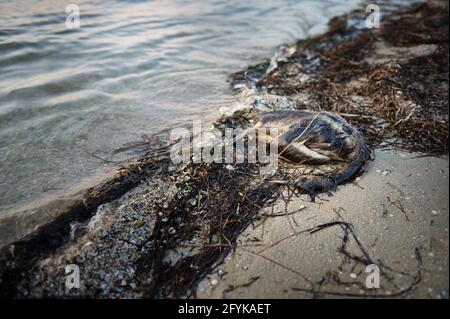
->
[350,273,358,279]
[225,164,235,171]
[168,227,176,235]
[211,279,218,287]
[431,210,438,216]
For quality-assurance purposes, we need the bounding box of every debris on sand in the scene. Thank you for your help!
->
[0,1,447,298]
[230,1,448,156]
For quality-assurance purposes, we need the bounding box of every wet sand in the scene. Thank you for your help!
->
[197,150,449,298]
[0,0,448,298]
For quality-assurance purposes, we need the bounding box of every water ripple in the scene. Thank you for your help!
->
[0,0,362,211]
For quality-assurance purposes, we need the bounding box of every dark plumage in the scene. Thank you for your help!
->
[255,110,370,201]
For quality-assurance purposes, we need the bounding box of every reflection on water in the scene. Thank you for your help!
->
[0,0,361,212]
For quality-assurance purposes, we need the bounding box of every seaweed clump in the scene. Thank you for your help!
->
[232,1,449,155]
[136,161,280,298]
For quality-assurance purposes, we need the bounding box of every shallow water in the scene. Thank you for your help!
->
[0,0,362,212]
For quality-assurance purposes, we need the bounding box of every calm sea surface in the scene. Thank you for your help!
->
[0,0,361,212]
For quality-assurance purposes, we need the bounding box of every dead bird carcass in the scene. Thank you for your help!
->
[246,109,370,201]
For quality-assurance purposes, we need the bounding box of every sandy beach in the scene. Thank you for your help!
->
[197,150,449,298]
[0,0,448,299]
